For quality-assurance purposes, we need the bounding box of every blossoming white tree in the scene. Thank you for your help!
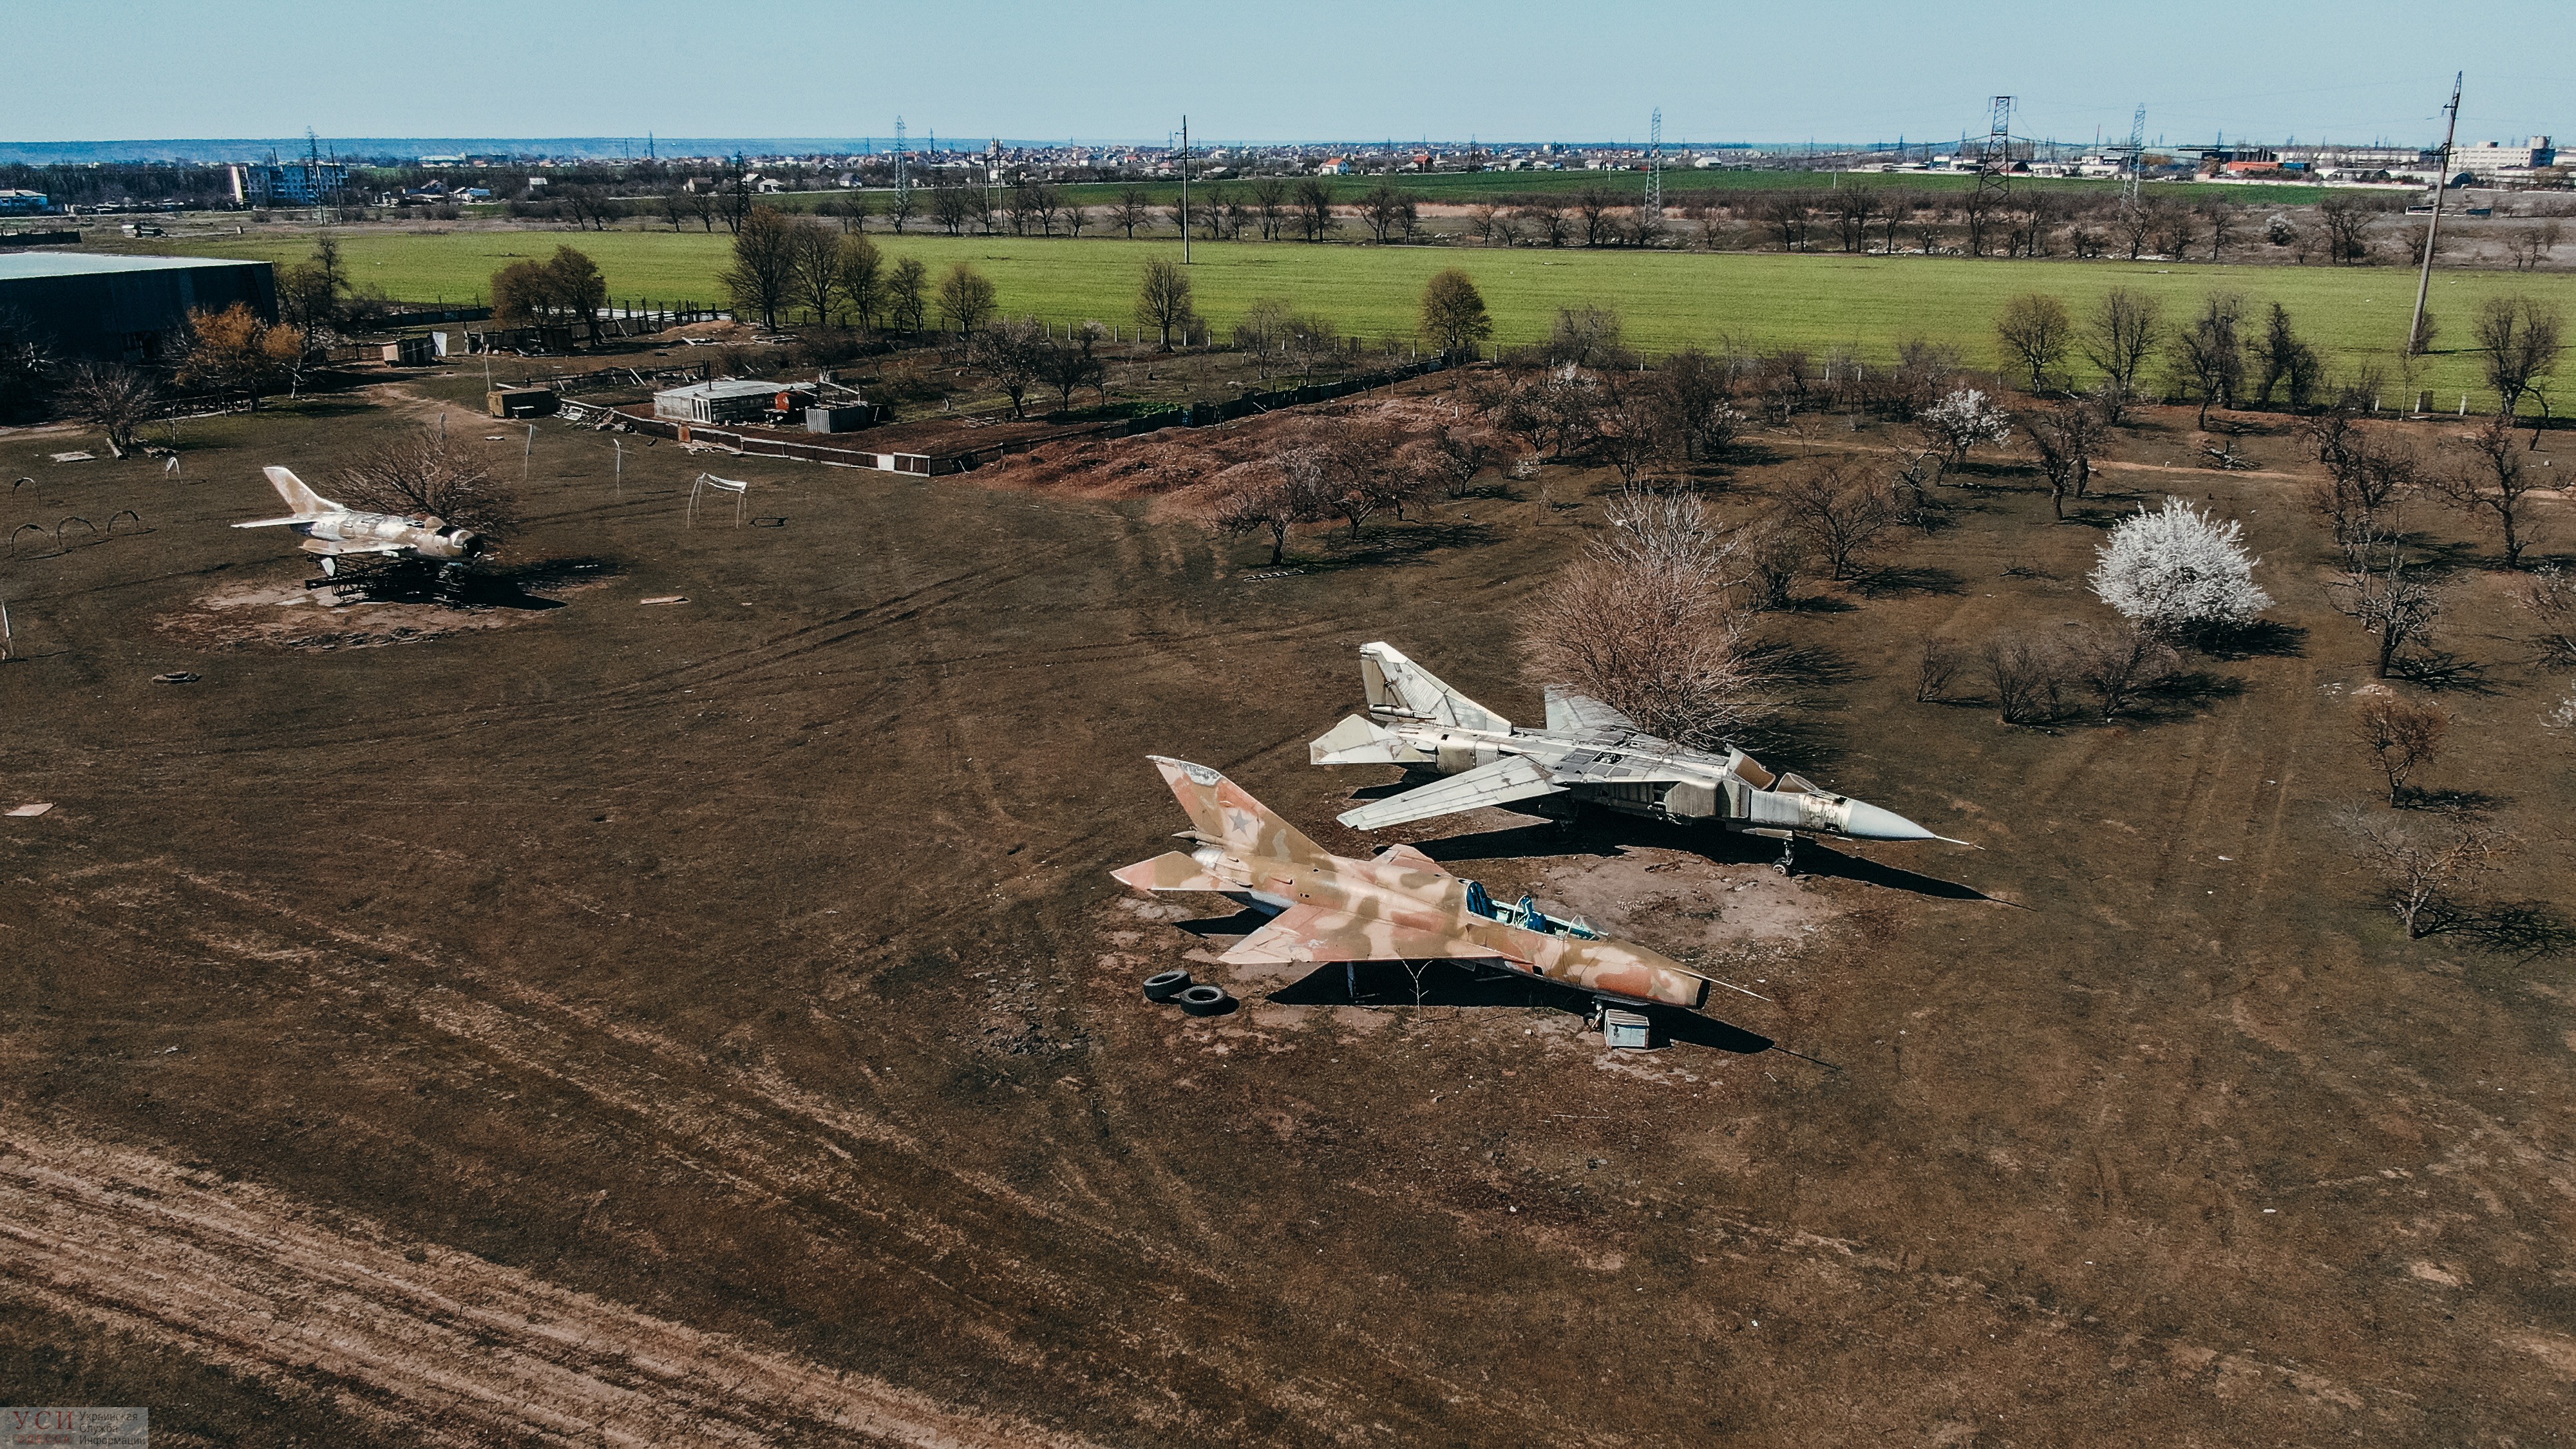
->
[1918,387,2015,473]
[2090,497,2273,637]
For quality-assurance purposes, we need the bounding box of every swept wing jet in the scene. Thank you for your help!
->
[1311,642,1962,872]
[1112,755,1717,1009]
[232,466,489,576]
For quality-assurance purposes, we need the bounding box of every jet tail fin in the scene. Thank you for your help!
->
[1145,757,1331,867]
[1359,641,1509,733]
[1311,714,1406,765]
[263,466,334,517]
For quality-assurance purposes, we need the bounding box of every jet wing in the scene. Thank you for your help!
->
[1335,753,1563,831]
[1544,687,1640,734]
[299,537,406,557]
[1219,903,1521,966]
[232,515,318,529]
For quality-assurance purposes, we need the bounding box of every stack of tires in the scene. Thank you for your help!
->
[1142,970,1231,1018]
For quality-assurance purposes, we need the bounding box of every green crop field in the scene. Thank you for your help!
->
[140,228,2574,404]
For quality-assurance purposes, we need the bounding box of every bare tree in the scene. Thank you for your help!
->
[1212,454,1328,565]
[2305,411,2420,554]
[1235,296,1293,381]
[1548,305,1626,368]
[1293,178,1338,242]
[1519,204,1571,249]
[1108,187,1153,239]
[834,234,884,330]
[338,427,520,538]
[61,363,162,457]
[936,263,998,336]
[1645,346,1741,463]
[2315,194,2380,265]
[1575,185,1620,247]
[883,186,918,235]
[2168,294,2248,428]
[1776,460,1899,579]
[2502,221,2562,272]
[1828,184,1880,252]
[2332,519,2443,678]
[1135,258,1198,351]
[1994,292,2075,394]
[719,205,797,329]
[2067,625,2174,721]
[1981,632,2071,725]
[2336,806,2514,939]
[1249,178,1287,241]
[2514,565,2576,667]
[884,256,928,335]
[1740,515,1810,611]
[967,316,1050,419]
[2435,412,2547,567]
[2249,302,2322,410]
[2201,202,2239,262]
[783,214,842,326]
[2471,295,2562,422]
[2023,398,2105,519]
[1915,638,1965,701]
[2351,695,2449,806]
[1524,487,1772,747]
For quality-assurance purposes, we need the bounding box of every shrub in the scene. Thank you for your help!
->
[2090,497,2272,638]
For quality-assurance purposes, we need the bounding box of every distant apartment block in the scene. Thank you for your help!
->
[226,160,352,206]
[0,189,51,215]
[2452,137,2556,180]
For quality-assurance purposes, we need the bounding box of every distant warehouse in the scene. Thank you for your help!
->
[0,252,276,363]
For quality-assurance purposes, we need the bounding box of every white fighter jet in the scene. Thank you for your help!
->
[1311,642,1965,873]
[232,466,489,576]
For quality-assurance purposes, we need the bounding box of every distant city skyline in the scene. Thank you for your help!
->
[6,0,2561,153]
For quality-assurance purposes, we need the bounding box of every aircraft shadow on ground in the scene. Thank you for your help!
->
[330,555,621,611]
[1262,958,1774,1054]
[1410,814,2002,904]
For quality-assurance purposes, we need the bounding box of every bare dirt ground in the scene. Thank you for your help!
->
[3,379,2573,1445]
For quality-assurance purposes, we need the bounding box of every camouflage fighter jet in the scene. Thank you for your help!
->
[1113,755,1719,1009]
[1311,642,1962,873]
[233,466,490,577]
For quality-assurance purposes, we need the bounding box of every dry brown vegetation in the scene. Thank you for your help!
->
[3,360,2574,1446]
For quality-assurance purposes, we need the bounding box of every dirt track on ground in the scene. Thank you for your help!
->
[4,384,2573,1444]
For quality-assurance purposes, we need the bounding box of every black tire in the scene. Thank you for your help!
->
[1142,969,1193,1003]
[1176,984,1231,1017]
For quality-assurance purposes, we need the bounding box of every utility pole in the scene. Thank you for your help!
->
[1179,115,1191,264]
[1972,96,2013,211]
[2407,73,2462,357]
[1645,108,1663,220]
[2120,104,2146,209]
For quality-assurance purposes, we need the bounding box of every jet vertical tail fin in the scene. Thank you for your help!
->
[1359,641,1510,733]
[263,466,334,517]
[1145,757,1332,867]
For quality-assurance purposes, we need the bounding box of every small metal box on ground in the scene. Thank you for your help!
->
[804,404,874,433]
[1602,1009,1653,1050]
[380,335,433,365]
[485,385,556,419]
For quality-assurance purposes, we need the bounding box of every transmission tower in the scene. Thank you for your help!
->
[1971,96,2014,209]
[2119,104,2146,206]
[1645,108,1663,219]
[894,115,909,199]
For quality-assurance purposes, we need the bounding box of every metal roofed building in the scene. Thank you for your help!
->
[654,378,810,425]
[0,252,276,363]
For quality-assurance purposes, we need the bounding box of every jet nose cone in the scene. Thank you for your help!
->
[1839,799,1940,841]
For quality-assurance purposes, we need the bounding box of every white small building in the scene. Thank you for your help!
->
[655,379,805,426]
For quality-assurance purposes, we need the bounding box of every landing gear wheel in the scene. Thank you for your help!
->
[1773,837,1797,877]
[1175,984,1232,1018]
[1142,969,1193,1003]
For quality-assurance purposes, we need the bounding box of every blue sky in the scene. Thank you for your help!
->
[6,0,2561,148]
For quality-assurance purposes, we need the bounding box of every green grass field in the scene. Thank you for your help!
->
[145,229,2573,404]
